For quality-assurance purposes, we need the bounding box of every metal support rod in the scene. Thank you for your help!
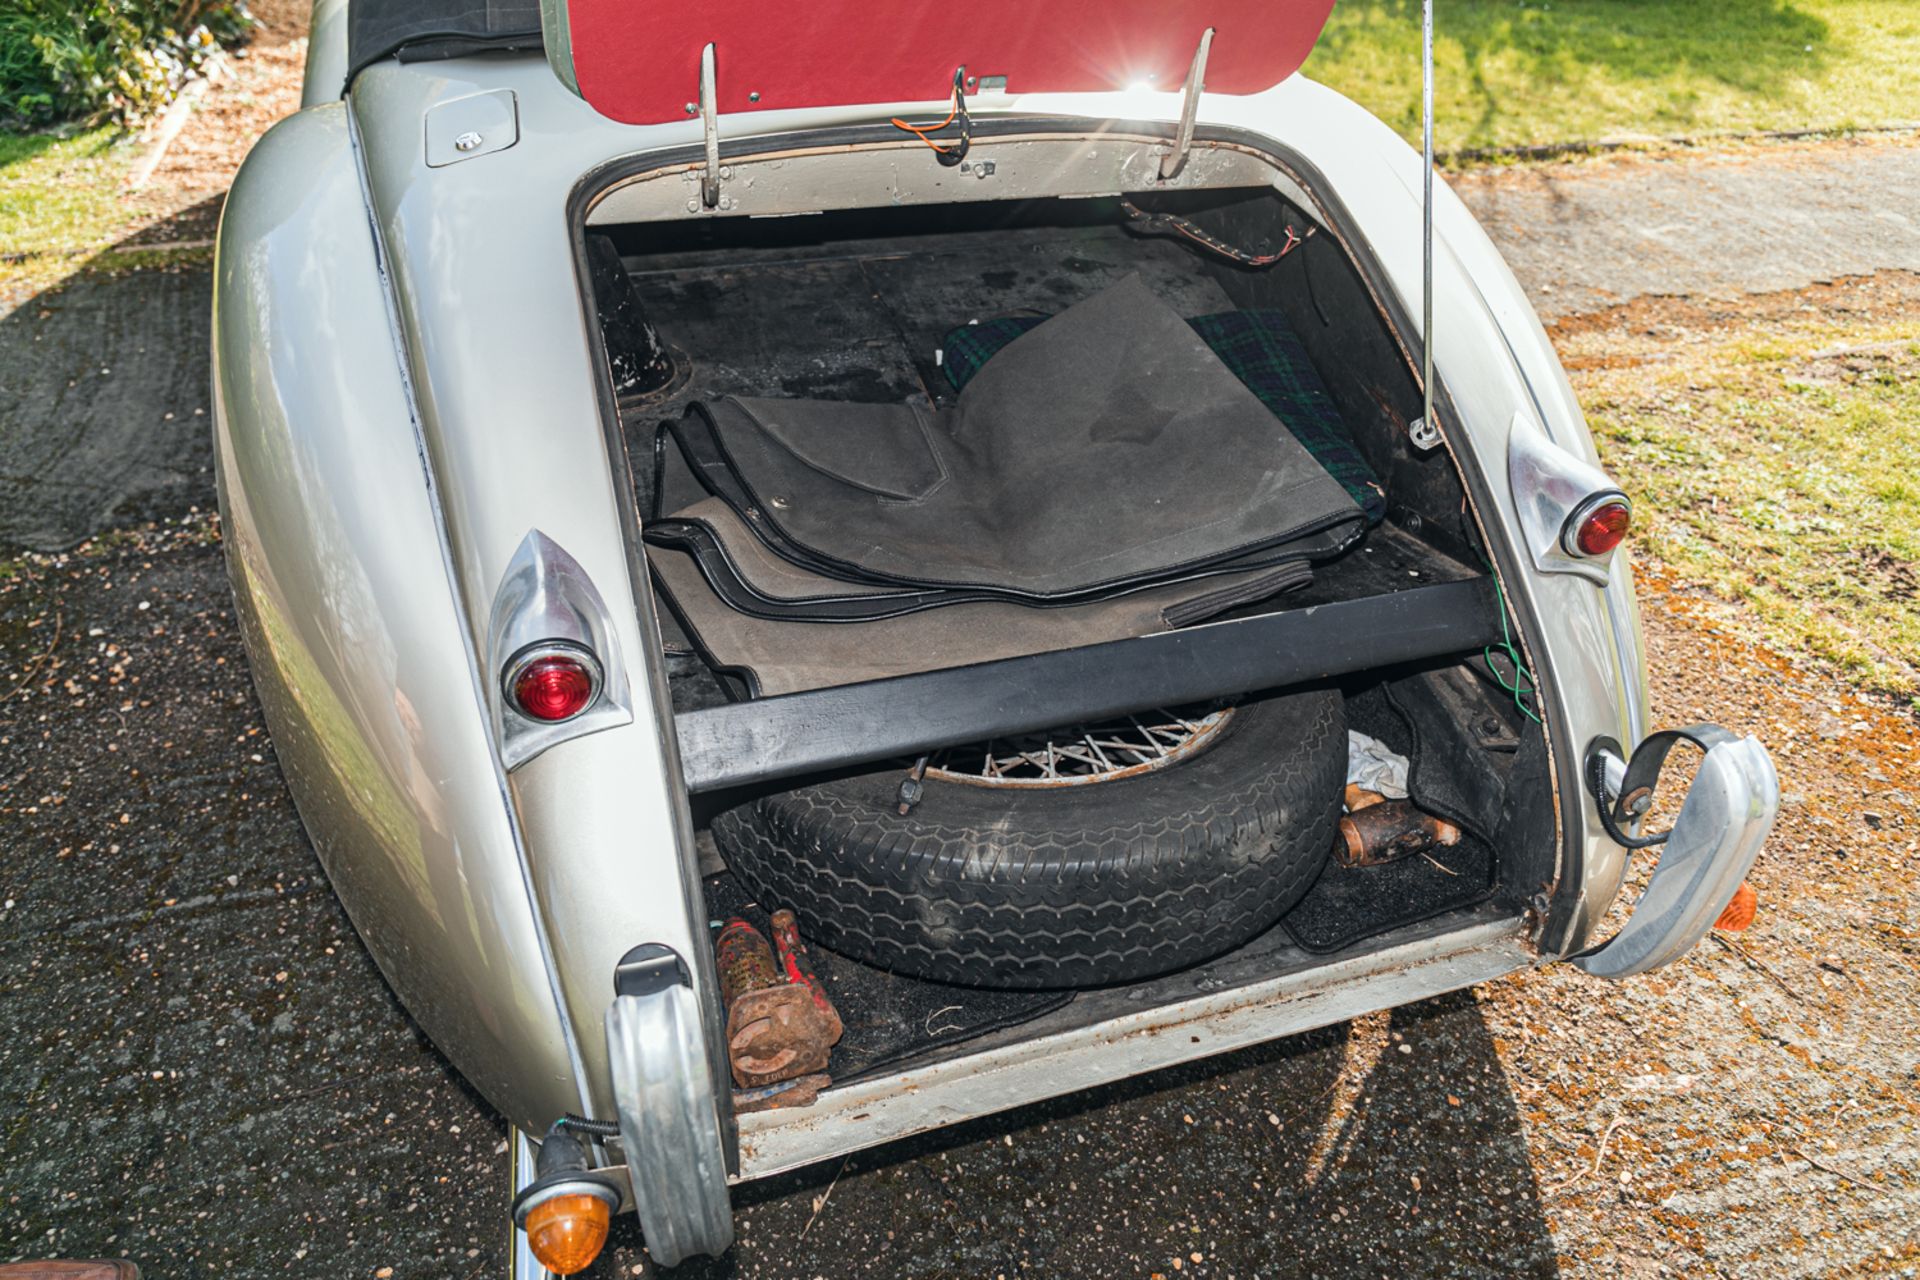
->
[1159,27,1215,181]
[1411,0,1438,450]
[699,42,721,209]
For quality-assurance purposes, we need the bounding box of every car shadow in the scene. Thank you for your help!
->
[607,987,1559,1279]
[0,198,225,555]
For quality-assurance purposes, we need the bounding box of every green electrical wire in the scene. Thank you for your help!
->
[1484,568,1543,724]
[1454,507,1544,726]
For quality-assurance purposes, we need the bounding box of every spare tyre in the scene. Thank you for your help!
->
[711,688,1345,988]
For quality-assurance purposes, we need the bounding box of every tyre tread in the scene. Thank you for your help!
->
[713,691,1345,987]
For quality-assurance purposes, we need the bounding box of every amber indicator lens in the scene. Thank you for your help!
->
[509,648,599,722]
[524,1192,612,1275]
[1714,881,1757,932]
[1570,499,1631,557]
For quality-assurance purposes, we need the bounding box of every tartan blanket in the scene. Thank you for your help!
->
[944,309,1386,524]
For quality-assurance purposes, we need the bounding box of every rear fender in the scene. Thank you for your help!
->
[211,103,582,1130]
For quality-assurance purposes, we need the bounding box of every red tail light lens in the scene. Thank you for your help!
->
[506,644,602,723]
[1564,496,1631,558]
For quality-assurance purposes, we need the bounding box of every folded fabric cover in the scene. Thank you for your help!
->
[650,540,1311,696]
[942,307,1386,524]
[650,276,1363,602]
[645,498,1313,624]
[645,276,1370,694]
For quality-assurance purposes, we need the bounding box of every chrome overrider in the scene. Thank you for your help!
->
[1575,727,1780,978]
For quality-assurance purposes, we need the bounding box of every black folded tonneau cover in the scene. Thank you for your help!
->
[345,0,542,90]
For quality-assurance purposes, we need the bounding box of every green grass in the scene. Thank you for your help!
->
[1572,315,1920,700]
[0,126,135,302]
[1302,0,1920,154]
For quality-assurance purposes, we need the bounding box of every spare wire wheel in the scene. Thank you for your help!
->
[924,704,1235,788]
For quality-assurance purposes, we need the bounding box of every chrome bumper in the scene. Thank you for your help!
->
[1573,726,1780,979]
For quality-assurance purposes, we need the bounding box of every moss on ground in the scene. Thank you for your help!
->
[1561,279,1920,701]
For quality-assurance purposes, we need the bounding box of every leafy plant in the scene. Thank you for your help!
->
[0,0,255,128]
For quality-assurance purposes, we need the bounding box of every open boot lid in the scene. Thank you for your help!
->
[541,0,1338,126]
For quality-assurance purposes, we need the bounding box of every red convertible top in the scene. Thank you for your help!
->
[556,0,1338,126]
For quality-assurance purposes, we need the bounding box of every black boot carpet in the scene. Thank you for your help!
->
[1278,682,1502,954]
[701,872,1071,1085]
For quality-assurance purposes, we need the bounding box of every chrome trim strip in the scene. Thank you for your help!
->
[509,1129,556,1280]
[735,915,1530,1179]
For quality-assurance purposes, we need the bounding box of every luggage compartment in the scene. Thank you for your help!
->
[576,126,1555,1111]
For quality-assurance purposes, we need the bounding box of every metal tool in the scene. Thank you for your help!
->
[1336,799,1462,868]
[769,908,844,1042]
[714,917,840,1088]
[732,1073,832,1115]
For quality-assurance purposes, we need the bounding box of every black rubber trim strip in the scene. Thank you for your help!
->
[676,576,1499,793]
[346,26,542,92]
[345,0,541,92]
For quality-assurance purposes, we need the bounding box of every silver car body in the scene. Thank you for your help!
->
[213,10,1774,1200]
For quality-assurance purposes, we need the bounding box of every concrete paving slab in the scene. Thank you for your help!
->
[1452,137,1920,320]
